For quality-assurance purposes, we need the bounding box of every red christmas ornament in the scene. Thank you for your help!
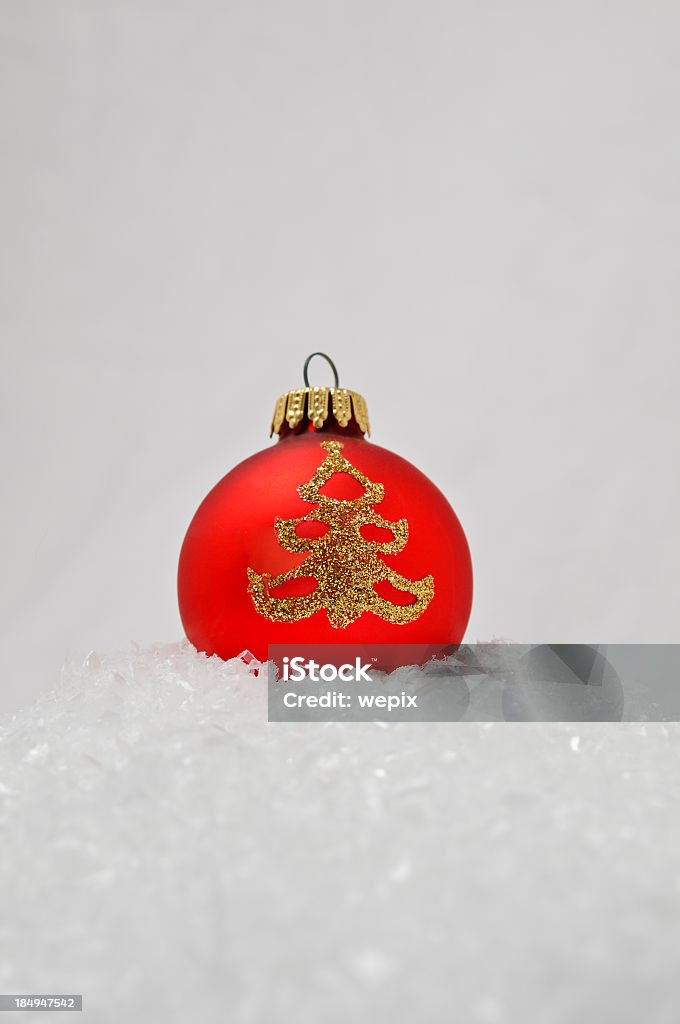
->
[178,354,473,664]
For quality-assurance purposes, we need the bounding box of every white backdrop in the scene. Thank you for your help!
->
[2,0,679,713]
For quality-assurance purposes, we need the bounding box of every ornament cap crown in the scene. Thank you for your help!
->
[270,353,371,438]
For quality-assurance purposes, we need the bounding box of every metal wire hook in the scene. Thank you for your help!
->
[303,352,340,389]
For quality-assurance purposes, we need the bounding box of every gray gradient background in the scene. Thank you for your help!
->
[1,1,679,713]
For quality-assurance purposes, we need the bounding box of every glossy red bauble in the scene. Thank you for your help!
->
[178,422,473,663]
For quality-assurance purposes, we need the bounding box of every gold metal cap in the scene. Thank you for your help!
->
[269,354,371,437]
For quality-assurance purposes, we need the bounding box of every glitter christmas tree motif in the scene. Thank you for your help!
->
[247,440,434,627]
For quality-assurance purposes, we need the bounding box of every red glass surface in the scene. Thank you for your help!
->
[178,424,473,662]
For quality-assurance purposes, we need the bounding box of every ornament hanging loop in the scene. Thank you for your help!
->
[270,353,369,436]
[303,352,340,389]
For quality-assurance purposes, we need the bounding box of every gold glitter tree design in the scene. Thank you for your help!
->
[247,440,434,627]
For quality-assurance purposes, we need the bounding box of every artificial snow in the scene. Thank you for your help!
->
[1,641,679,1023]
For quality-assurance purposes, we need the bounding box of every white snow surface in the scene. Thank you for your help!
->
[1,642,679,1024]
